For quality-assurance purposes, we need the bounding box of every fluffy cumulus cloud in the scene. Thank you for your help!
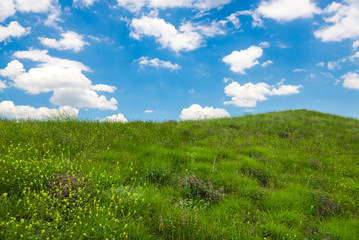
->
[0,21,30,42]
[222,46,263,74]
[256,0,320,22]
[90,84,117,92]
[314,2,359,42]
[0,0,54,22]
[0,0,15,22]
[224,81,302,107]
[130,16,226,52]
[117,0,231,12]
[0,50,118,110]
[39,31,89,52]
[180,104,230,120]
[100,113,128,123]
[15,0,53,13]
[342,72,359,89]
[137,56,180,71]
[0,59,25,79]
[0,101,78,120]
[50,88,118,110]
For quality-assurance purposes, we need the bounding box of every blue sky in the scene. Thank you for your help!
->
[0,0,358,122]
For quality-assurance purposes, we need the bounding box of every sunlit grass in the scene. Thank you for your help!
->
[0,109,358,239]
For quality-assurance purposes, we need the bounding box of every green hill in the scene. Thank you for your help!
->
[0,110,358,239]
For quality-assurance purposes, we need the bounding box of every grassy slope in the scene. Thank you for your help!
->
[0,109,358,239]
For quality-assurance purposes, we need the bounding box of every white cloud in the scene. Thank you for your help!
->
[349,51,359,61]
[277,43,290,49]
[15,0,53,13]
[130,16,226,52]
[193,0,231,10]
[224,81,301,107]
[0,0,54,22]
[14,49,90,71]
[227,12,241,29]
[259,41,270,48]
[327,59,342,70]
[346,0,359,7]
[117,0,231,12]
[316,62,325,66]
[261,60,273,67]
[180,104,230,120]
[0,101,78,120]
[39,31,89,52]
[117,0,147,12]
[0,21,30,42]
[353,40,359,49]
[223,77,232,83]
[180,20,226,38]
[130,16,202,52]
[50,88,118,110]
[0,0,15,22]
[73,0,99,7]
[222,46,263,74]
[230,10,263,27]
[90,84,117,93]
[137,56,180,71]
[256,0,320,22]
[269,80,302,96]
[0,60,25,79]
[100,113,128,123]
[0,81,7,91]
[13,66,92,94]
[144,110,153,113]
[314,2,359,42]
[324,51,359,70]
[44,5,63,29]
[342,72,359,89]
[0,50,118,110]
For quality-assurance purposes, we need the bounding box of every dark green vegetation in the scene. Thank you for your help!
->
[0,110,358,239]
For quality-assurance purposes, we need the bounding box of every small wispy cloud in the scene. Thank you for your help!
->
[137,56,180,71]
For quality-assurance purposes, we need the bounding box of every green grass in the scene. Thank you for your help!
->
[0,109,358,239]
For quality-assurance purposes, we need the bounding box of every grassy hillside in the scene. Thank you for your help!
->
[0,110,358,239]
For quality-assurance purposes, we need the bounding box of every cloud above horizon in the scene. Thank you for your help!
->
[0,101,79,120]
[100,113,128,123]
[224,81,302,107]
[0,50,118,110]
[222,46,263,74]
[130,16,226,52]
[180,104,230,120]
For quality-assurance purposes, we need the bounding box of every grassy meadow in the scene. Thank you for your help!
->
[0,109,358,239]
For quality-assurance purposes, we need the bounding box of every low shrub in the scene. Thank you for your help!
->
[249,168,269,186]
[178,175,224,203]
[48,171,93,202]
[311,193,343,217]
